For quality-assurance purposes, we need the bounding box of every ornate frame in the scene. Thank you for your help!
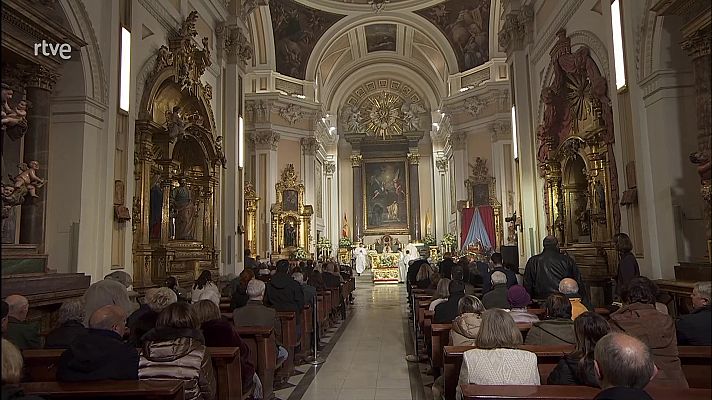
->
[464,157,504,249]
[361,157,410,235]
[270,164,313,255]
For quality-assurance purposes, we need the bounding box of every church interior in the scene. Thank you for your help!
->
[1,0,710,399]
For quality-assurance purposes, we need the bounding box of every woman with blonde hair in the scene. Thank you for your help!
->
[429,278,451,311]
[450,295,485,346]
[2,339,44,399]
[456,309,540,400]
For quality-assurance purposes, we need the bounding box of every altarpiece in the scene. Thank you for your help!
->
[270,164,313,258]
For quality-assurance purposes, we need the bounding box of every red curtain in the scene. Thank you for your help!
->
[461,208,475,246]
[477,205,496,249]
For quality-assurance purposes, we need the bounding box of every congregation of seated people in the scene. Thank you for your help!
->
[404,233,711,400]
[1,254,353,400]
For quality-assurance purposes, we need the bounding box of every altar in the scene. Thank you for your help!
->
[368,251,401,284]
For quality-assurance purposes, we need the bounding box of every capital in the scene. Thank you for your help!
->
[435,157,448,173]
[407,152,420,165]
[300,137,318,155]
[24,65,59,91]
[350,154,363,167]
[323,160,336,175]
[498,5,533,54]
[250,130,280,150]
[681,26,711,59]
[223,25,254,65]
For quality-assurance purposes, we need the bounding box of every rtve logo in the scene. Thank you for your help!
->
[34,40,72,60]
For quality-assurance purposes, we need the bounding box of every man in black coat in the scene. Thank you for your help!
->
[57,305,138,381]
[676,281,711,346]
[265,260,304,312]
[433,280,466,324]
[524,236,586,301]
[438,254,456,279]
[244,249,258,270]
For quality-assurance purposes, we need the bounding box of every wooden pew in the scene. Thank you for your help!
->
[430,323,452,377]
[300,303,313,356]
[23,347,245,399]
[528,307,610,318]
[236,326,276,400]
[459,384,712,400]
[443,345,573,400]
[679,346,712,389]
[275,311,297,377]
[21,380,185,399]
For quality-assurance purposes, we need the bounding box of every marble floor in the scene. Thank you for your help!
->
[275,274,426,400]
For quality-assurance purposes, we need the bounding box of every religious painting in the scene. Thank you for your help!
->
[270,0,344,79]
[315,160,323,218]
[363,159,409,233]
[283,189,299,211]
[472,183,489,206]
[365,24,397,52]
[283,217,298,247]
[415,0,490,71]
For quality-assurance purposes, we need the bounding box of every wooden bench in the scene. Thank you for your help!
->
[300,303,313,356]
[679,345,712,389]
[459,384,712,400]
[528,307,610,318]
[275,311,297,377]
[21,380,185,399]
[23,347,245,399]
[236,326,276,400]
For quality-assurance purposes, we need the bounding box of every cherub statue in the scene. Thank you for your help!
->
[215,135,227,168]
[401,101,425,132]
[1,100,28,128]
[165,106,186,141]
[12,161,45,198]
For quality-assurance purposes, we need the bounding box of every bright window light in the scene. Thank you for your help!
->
[238,116,244,168]
[611,0,626,89]
[119,27,131,112]
[511,105,518,160]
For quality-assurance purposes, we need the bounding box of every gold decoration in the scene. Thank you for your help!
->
[363,91,403,140]
[244,181,260,256]
[271,164,313,256]
[464,157,504,249]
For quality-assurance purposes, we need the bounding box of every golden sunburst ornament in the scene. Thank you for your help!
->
[363,91,403,140]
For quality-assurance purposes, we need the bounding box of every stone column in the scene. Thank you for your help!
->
[301,137,318,255]
[350,154,363,242]
[435,155,448,241]
[408,152,421,241]
[324,159,337,254]
[251,130,280,256]
[20,66,58,247]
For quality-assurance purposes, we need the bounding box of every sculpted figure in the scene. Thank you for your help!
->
[13,161,45,198]
[165,106,186,141]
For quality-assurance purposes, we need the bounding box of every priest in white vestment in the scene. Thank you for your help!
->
[399,243,419,283]
[354,245,367,276]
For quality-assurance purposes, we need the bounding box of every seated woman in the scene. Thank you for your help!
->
[506,285,540,324]
[45,298,87,349]
[192,300,261,399]
[230,269,254,310]
[128,288,177,347]
[164,276,189,303]
[547,312,610,387]
[609,276,688,388]
[139,302,216,400]
[415,263,433,290]
[524,293,575,345]
[450,295,485,346]
[191,270,221,306]
[429,278,451,311]
[456,309,539,400]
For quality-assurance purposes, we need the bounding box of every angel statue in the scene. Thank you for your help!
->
[11,161,45,198]
[1,83,29,139]
[341,104,362,132]
[401,101,425,132]
[165,106,187,141]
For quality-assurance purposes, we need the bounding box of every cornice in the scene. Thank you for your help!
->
[531,0,585,64]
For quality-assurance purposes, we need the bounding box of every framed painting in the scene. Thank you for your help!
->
[283,189,299,211]
[362,158,409,233]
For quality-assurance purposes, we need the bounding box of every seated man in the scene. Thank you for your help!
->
[292,272,315,306]
[83,271,137,325]
[451,266,476,296]
[266,260,304,314]
[233,279,288,368]
[676,281,711,345]
[4,295,40,350]
[57,305,139,381]
[323,262,343,289]
[433,280,466,324]
[593,333,658,400]
[559,278,590,320]
[45,298,88,349]
[480,253,517,293]
[482,271,511,310]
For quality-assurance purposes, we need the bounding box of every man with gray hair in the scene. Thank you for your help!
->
[128,288,177,346]
[45,298,88,349]
[593,332,657,399]
[481,271,511,310]
[83,271,137,325]
[558,278,591,320]
[676,281,711,345]
[233,280,288,368]
[292,271,316,307]
[4,294,40,350]
[57,305,139,382]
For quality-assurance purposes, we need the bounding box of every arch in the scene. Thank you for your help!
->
[59,0,108,105]
[305,13,460,82]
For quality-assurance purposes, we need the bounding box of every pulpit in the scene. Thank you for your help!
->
[270,165,313,258]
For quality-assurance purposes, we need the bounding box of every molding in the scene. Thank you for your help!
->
[639,68,694,102]
[138,0,181,35]
[64,0,108,105]
[531,0,586,64]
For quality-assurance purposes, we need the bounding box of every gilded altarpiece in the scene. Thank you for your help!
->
[244,182,259,256]
[132,12,223,289]
[536,30,620,281]
[271,164,313,257]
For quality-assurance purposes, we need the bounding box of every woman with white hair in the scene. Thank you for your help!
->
[2,339,44,400]
[128,288,177,346]
[45,298,87,349]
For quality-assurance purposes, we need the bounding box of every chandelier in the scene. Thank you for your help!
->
[368,0,390,13]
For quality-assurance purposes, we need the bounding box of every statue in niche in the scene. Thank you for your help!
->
[171,179,196,240]
[165,106,187,141]
[149,174,163,239]
[594,181,606,212]
[284,221,297,247]
[574,196,591,237]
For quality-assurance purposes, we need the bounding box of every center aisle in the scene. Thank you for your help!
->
[286,275,426,400]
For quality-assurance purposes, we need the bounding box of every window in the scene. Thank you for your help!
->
[611,0,626,89]
[511,105,519,160]
[119,27,131,111]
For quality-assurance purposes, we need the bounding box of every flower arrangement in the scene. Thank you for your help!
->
[441,232,457,249]
[317,238,331,250]
[338,237,353,248]
[292,247,307,260]
[422,234,437,246]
